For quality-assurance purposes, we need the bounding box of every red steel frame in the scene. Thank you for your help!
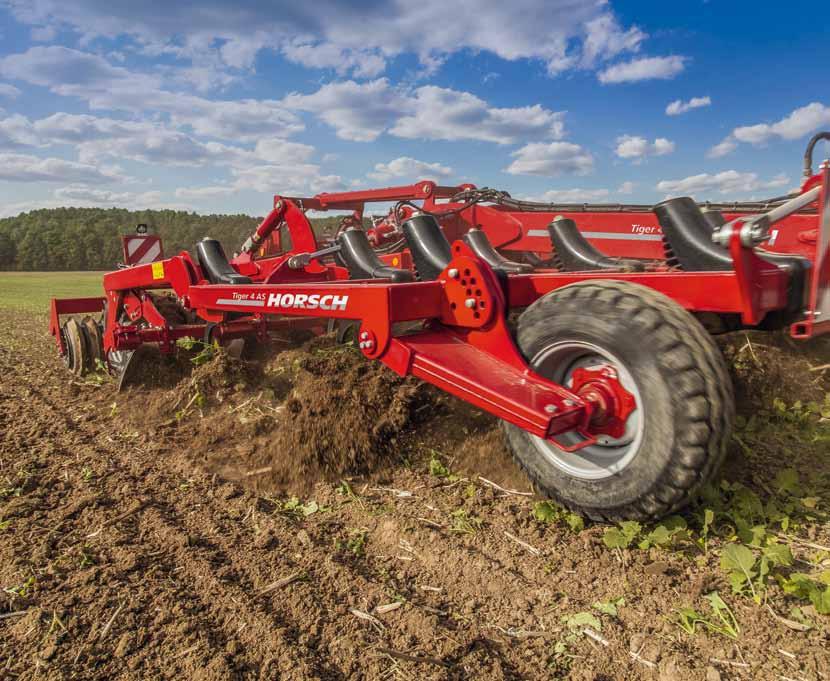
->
[48,167,830,446]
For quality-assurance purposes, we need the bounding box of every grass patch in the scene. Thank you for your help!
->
[0,271,104,312]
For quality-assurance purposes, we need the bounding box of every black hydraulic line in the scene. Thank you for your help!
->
[803,131,830,178]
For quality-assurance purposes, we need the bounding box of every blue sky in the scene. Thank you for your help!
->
[0,0,828,218]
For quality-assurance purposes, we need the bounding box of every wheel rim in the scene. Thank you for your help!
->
[529,340,644,480]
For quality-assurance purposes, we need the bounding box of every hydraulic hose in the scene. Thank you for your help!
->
[803,131,830,178]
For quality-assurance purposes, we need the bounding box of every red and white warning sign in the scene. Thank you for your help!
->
[121,235,164,266]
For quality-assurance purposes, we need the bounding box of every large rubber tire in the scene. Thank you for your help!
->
[503,280,734,522]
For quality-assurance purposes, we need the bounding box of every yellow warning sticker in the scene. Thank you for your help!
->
[151,261,165,280]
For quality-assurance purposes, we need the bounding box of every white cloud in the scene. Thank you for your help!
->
[0,46,150,95]
[656,170,789,197]
[282,79,403,142]
[506,142,594,176]
[54,185,139,203]
[0,196,186,218]
[0,114,40,148]
[0,47,304,142]
[665,95,710,116]
[283,79,564,144]
[54,184,192,210]
[581,14,645,67]
[615,135,675,160]
[367,157,453,183]
[0,83,21,99]
[4,1,646,80]
[0,108,341,200]
[0,152,124,184]
[230,165,344,194]
[13,112,268,168]
[391,86,565,144]
[707,137,738,159]
[733,102,830,145]
[0,198,87,218]
[598,55,686,84]
[175,185,238,200]
[704,103,830,159]
[30,25,57,42]
[177,99,304,141]
[618,181,635,195]
[281,42,386,78]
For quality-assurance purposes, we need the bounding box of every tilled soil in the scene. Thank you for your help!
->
[1,310,829,680]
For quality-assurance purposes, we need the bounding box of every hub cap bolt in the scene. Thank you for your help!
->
[464,298,476,308]
[360,331,369,340]
[358,341,367,349]
[364,340,374,349]
[448,268,459,278]
[545,404,558,414]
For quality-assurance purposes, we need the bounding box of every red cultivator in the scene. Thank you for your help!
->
[50,134,830,521]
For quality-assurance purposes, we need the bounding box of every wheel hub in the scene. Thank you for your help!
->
[569,365,637,439]
[529,340,644,480]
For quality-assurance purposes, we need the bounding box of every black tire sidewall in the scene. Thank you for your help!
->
[508,312,678,511]
[504,281,728,519]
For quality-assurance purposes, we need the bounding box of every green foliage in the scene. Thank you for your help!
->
[176,337,219,365]
[720,543,760,599]
[427,452,458,481]
[280,497,322,517]
[602,521,641,549]
[345,529,368,557]
[0,206,350,272]
[771,397,830,425]
[562,611,602,632]
[779,573,830,615]
[676,591,740,639]
[0,207,256,271]
[5,575,36,599]
[532,501,584,532]
[592,596,625,617]
[336,480,363,506]
[450,509,482,534]
[638,516,689,549]
[601,516,691,550]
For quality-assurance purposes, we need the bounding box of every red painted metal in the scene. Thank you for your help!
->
[569,365,636,440]
[49,296,105,354]
[791,165,830,338]
[271,178,820,261]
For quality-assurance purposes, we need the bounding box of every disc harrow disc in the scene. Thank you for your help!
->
[62,317,88,377]
[81,316,104,370]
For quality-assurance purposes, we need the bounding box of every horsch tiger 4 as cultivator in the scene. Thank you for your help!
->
[50,133,830,521]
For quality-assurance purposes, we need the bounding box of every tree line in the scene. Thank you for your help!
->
[0,207,345,271]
